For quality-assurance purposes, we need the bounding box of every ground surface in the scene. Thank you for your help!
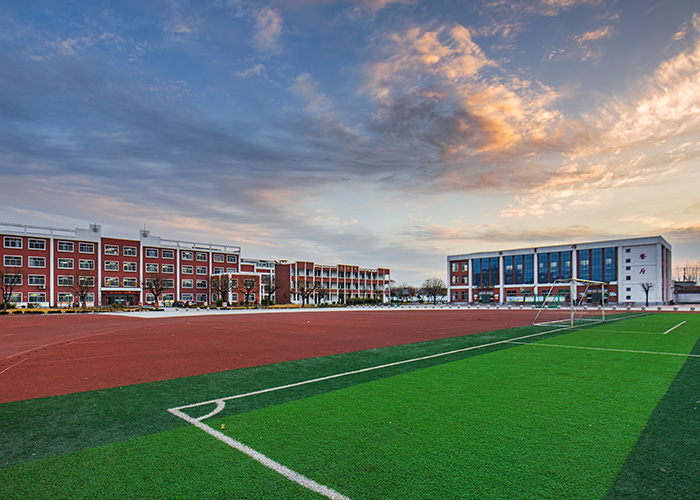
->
[0,308,537,403]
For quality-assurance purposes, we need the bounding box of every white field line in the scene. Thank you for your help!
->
[0,356,28,376]
[663,321,686,335]
[508,341,700,358]
[168,407,351,500]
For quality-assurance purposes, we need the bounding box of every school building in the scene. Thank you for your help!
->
[0,221,390,307]
[447,236,672,306]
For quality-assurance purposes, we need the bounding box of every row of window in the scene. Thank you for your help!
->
[3,237,96,253]
[4,291,254,304]
[3,255,239,274]
[294,269,381,279]
[3,237,238,263]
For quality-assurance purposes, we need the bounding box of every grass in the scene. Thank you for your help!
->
[1,312,698,499]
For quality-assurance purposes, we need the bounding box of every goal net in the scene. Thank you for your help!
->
[532,278,607,328]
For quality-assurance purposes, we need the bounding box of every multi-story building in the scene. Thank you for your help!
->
[447,236,672,306]
[1,222,390,307]
[275,261,392,305]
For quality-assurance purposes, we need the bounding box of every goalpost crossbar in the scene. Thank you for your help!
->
[533,279,607,327]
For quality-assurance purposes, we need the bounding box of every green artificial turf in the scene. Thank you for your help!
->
[2,313,697,499]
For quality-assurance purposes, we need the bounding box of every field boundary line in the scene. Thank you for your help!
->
[663,321,686,335]
[508,341,700,358]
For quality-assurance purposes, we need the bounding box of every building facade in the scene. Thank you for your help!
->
[275,261,392,305]
[447,236,672,306]
[1,222,389,307]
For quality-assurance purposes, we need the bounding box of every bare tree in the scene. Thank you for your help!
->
[211,274,236,305]
[143,271,168,308]
[1,265,25,311]
[673,261,700,284]
[640,282,655,307]
[421,277,447,305]
[242,278,258,306]
[264,276,286,305]
[70,271,95,308]
[296,279,319,307]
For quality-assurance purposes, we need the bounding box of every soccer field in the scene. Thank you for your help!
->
[1,312,699,499]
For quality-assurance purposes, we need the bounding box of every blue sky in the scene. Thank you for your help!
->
[1,0,699,285]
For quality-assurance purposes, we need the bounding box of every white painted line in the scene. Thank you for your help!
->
[663,321,686,335]
[167,407,351,500]
[508,341,700,358]
[0,356,29,376]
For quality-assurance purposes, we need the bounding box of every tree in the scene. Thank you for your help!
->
[673,261,700,284]
[70,271,95,308]
[242,278,258,306]
[1,265,25,311]
[264,276,286,305]
[640,282,655,307]
[296,279,319,307]
[143,271,168,308]
[421,277,447,305]
[211,274,236,305]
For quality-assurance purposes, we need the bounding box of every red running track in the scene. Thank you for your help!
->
[0,309,537,403]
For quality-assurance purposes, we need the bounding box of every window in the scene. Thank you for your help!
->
[162,264,175,273]
[145,293,155,303]
[3,274,22,286]
[29,239,46,250]
[230,293,238,302]
[4,236,22,248]
[226,267,237,273]
[123,262,137,272]
[145,263,159,273]
[181,251,193,260]
[58,258,74,269]
[626,295,632,300]
[227,255,237,263]
[28,256,45,268]
[145,248,158,258]
[451,262,458,272]
[196,266,207,275]
[626,266,631,271]
[626,276,631,281]
[57,275,74,287]
[123,247,137,257]
[196,280,208,288]
[78,276,95,287]
[104,245,119,255]
[104,277,119,287]
[9,292,22,302]
[181,293,194,302]
[79,242,94,253]
[57,293,74,303]
[28,293,46,303]
[461,291,469,301]
[213,267,224,274]
[163,279,175,288]
[230,278,238,287]
[462,262,468,272]
[626,287,631,292]
[626,248,631,253]
[57,241,74,252]
[196,293,207,302]
[196,253,207,261]
[104,261,119,271]
[79,259,94,270]
[164,293,175,302]
[162,249,174,259]
[4,255,21,267]
[182,279,194,288]
[462,276,469,284]
[625,258,631,263]
[213,254,224,263]
[451,275,458,284]
[182,265,193,274]
[123,277,137,287]
[28,275,46,286]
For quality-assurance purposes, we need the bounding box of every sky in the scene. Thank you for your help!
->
[1,0,699,285]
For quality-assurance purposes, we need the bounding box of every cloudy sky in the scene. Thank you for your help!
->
[1,0,699,284]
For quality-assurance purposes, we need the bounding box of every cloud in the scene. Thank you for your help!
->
[574,24,615,61]
[364,23,572,188]
[236,63,269,79]
[254,7,283,52]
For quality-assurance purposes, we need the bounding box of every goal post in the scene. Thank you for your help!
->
[533,278,607,327]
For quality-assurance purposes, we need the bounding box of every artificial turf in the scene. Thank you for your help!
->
[1,313,698,499]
